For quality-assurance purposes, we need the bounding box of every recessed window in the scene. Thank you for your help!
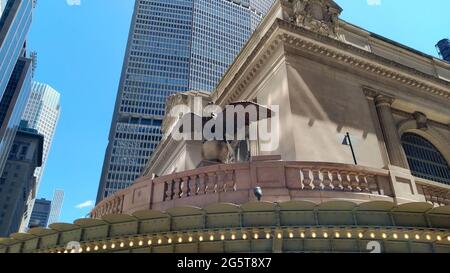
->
[401,133,450,185]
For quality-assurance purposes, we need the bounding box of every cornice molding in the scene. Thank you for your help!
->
[214,18,450,105]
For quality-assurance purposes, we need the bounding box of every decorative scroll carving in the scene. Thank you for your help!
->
[292,0,342,37]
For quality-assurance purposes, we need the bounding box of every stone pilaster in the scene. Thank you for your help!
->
[374,94,409,169]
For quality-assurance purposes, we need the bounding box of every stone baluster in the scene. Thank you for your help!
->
[216,171,225,193]
[164,181,173,201]
[181,177,190,198]
[301,169,312,190]
[321,169,332,190]
[205,173,216,194]
[358,174,369,192]
[174,178,182,199]
[223,171,232,192]
[312,169,322,190]
[198,174,206,195]
[331,170,341,191]
[190,175,198,196]
[340,171,351,191]
[366,175,379,194]
[232,170,237,191]
[349,173,359,192]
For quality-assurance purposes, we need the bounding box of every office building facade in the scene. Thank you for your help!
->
[97,0,274,202]
[0,0,34,180]
[19,82,61,230]
[0,0,6,17]
[27,198,50,229]
[0,123,43,237]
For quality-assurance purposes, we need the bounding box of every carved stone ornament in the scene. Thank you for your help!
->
[292,0,342,37]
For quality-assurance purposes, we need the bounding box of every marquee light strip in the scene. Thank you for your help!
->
[41,227,450,254]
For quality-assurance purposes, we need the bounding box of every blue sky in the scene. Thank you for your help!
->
[28,0,450,224]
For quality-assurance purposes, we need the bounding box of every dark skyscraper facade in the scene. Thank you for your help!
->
[0,123,43,237]
[97,0,274,202]
[28,198,51,229]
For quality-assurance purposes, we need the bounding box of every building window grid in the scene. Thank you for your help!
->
[401,133,450,185]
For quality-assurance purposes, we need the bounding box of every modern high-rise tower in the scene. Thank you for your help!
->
[47,189,64,226]
[0,0,35,177]
[0,0,7,17]
[97,0,274,202]
[19,82,61,231]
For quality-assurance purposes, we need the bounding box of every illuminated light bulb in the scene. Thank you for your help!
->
[242,234,248,240]
[79,248,83,253]
[178,237,183,243]
[254,233,259,240]
[231,234,236,240]
[447,236,450,242]
[277,233,282,239]
[129,241,134,247]
[199,236,204,242]
[86,246,91,252]
[209,235,214,241]
[323,232,328,238]
[382,233,387,239]
[138,240,143,246]
[426,234,431,241]
[289,232,294,238]
[334,232,340,238]
[266,233,271,239]
[111,243,116,249]
[437,235,442,241]
[120,242,125,248]
[158,239,162,245]
[393,234,398,239]
[312,232,317,238]
[347,232,352,238]
[358,233,364,239]
[57,251,61,254]
[300,232,305,238]
[64,250,68,254]
[188,237,193,242]
[148,240,152,245]
[94,245,99,251]
[70,249,76,254]
[370,233,375,239]
[404,234,409,240]
[168,238,173,244]
[102,244,107,250]
[415,234,420,240]
[220,235,225,241]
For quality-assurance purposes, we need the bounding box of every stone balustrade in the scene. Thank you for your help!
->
[91,157,399,219]
[416,178,450,206]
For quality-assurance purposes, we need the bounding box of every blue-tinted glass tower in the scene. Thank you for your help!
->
[97,0,274,202]
[0,0,34,177]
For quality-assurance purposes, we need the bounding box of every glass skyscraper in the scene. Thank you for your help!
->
[97,0,273,202]
[19,82,61,231]
[28,198,51,229]
[0,0,34,178]
[47,189,64,226]
[0,1,7,17]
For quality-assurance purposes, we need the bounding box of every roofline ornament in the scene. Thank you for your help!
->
[292,0,343,38]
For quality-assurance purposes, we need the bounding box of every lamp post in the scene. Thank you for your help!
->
[342,132,358,165]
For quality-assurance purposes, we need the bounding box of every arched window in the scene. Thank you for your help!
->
[401,133,450,185]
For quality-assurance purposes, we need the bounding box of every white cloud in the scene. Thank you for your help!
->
[367,0,381,6]
[75,200,94,209]
[66,0,81,6]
